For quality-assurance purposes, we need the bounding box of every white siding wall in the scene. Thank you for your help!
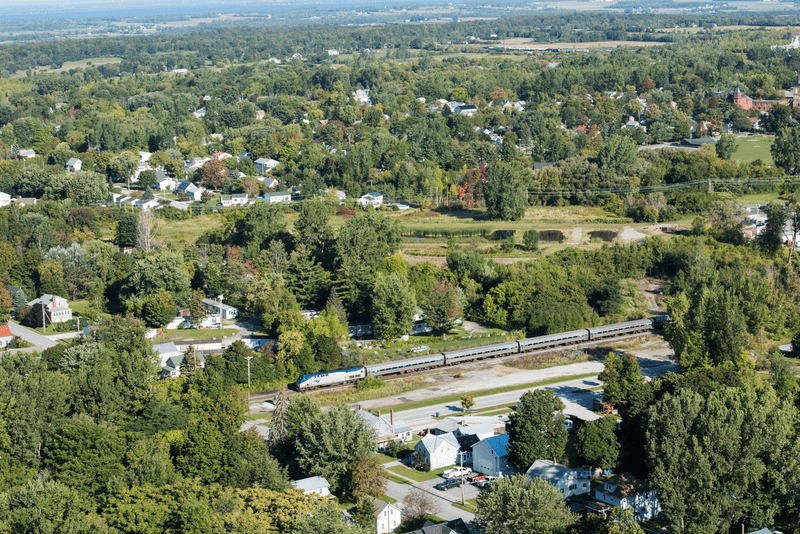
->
[472,443,512,477]
[377,505,402,534]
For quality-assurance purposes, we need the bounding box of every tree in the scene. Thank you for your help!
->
[474,474,577,534]
[606,507,644,534]
[597,135,638,175]
[269,387,290,459]
[174,417,226,482]
[11,288,27,311]
[138,169,157,189]
[290,501,371,534]
[141,288,177,328]
[107,151,138,182]
[142,186,155,200]
[114,211,138,248]
[199,159,228,190]
[759,202,790,255]
[371,273,417,339]
[294,404,377,493]
[180,346,201,378]
[714,133,737,160]
[771,126,800,173]
[484,161,527,221]
[507,389,568,471]
[645,387,797,534]
[575,417,619,470]
[598,352,645,405]
[125,252,191,302]
[347,453,388,499]
[136,207,161,252]
[336,210,401,270]
[523,229,540,252]
[238,201,288,250]
[189,288,206,324]
[0,288,12,321]
[352,497,377,531]
[402,486,441,518]
[420,280,461,334]
[460,394,475,412]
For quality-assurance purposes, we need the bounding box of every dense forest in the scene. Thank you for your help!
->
[1,11,800,534]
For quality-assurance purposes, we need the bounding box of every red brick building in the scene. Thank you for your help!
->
[734,82,800,112]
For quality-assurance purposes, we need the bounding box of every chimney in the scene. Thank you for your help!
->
[377,410,381,418]
[52,296,56,306]
[391,410,394,426]
[359,405,362,411]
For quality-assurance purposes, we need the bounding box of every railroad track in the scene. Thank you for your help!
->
[247,331,660,406]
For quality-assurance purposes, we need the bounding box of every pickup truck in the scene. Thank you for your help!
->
[434,478,461,491]
[469,474,488,483]
[475,476,497,488]
[442,467,472,479]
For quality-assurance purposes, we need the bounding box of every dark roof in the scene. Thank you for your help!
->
[681,137,715,146]
[456,434,480,451]
[6,286,21,295]
[406,518,470,534]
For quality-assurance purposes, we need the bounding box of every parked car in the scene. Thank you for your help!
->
[442,467,472,479]
[469,474,488,484]
[475,476,497,488]
[434,478,461,491]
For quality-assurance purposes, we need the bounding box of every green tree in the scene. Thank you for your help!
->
[180,346,201,378]
[420,279,461,334]
[125,252,191,302]
[189,288,206,324]
[575,417,619,470]
[290,501,371,534]
[295,199,336,267]
[174,417,226,483]
[237,201,287,251]
[347,453,388,499]
[141,288,177,328]
[108,151,139,182]
[11,288,27,311]
[597,135,638,175]
[714,133,737,160]
[523,229,540,252]
[771,126,800,173]
[759,202,789,255]
[142,186,155,200]
[114,211,138,248]
[294,404,377,493]
[138,169,158,189]
[484,161,527,221]
[598,352,645,405]
[646,387,797,534]
[371,273,417,340]
[336,210,401,270]
[507,389,568,472]
[606,507,644,534]
[352,497,377,531]
[474,474,577,534]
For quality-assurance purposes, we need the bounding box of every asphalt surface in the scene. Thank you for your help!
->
[7,322,58,349]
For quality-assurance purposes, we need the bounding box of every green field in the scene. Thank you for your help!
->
[388,464,456,482]
[731,135,774,165]
[153,328,239,343]
[157,214,225,244]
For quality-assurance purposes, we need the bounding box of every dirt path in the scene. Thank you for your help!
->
[568,227,583,245]
[637,278,666,313]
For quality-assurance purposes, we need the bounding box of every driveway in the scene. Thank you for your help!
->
[383,479,476,524]
[7,322,58,349]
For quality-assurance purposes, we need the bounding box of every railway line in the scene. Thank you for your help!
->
[247,325,664,406]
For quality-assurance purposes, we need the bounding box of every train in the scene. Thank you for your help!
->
[294,316,670,391]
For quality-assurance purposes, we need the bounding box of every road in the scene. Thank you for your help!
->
[362,352,677,433]
[383,461,476,524]
[7,322,58,349]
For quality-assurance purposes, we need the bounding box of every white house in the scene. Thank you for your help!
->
[588,473,661,522]
[192,108,206,119]
[454,104,478,116]
[414,433,460,470]
[220,194,248,207]
[254,158,280,174]
[28,294,72,323]
[139,151,152,162]
[454,423,495,441]
[327,49,340,56]
[526,460,591,497]
[356,409,413,448]
[212,151,233,161]
[0,192,11,208]
[153,342,182,374]
[472,434,512,477]
[155,174,178,191]
[358,192,383,208]
[292,476,331,497]
[173,338,224,352]
[258,176,280,189]
[202,298,238,319]
[18,149,36,159]
[176,181,204,201]
[65,158,82,172]
[0,324,13,348]
[353,89,372,106]
[264,191,292,204]
[373,498,402,534]
[134,199,161,211]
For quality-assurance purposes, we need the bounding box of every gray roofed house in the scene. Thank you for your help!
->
[526,459,591,497]
[405,518,470,534]
[292,476,331,497]
[202,298,238,319]
[254,157,280,174]
[415,433,460,470]
[65,157,82,172]
[161,352,206,377]
[28,294,72,323]
[176,181,204,201]
[356,408,412,447]
[18,149,36,159]
[264,191,292,204]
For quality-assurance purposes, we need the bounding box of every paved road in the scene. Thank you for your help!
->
[47,332,82,340]
[7,322,58,349]
[383,472,476,524]
[375,355,678,433]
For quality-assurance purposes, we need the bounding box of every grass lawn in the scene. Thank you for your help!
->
[153,328,239,343]
[374,372,599,413]
[731,135,774,165]
[158,214,224,244]
[387,473,413,485]
[376,453,399,464]
[388,464,456,483]
[451,499,478,513]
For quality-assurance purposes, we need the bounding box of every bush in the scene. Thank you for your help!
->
[356,375,385,391]
[501,236,515,253]
[523,229,539,251]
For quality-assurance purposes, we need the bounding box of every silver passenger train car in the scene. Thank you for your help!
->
[294,316,669,390]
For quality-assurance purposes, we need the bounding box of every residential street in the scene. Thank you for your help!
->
[7,322,58,349]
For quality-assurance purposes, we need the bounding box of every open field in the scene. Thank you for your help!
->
[158,214,225,244]
[497,37,669,50]
[11,57,123,78]
[732,135,774,165]
[152,328,239,343]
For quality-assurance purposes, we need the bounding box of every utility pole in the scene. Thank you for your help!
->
[460,451,465,505]
[218,294,224,328]
[245,356,253,416]
[42,303,46,335]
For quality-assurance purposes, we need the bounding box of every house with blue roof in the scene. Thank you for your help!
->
[472,434,512,477]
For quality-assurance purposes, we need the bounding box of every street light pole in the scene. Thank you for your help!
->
[245,356,253,416]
